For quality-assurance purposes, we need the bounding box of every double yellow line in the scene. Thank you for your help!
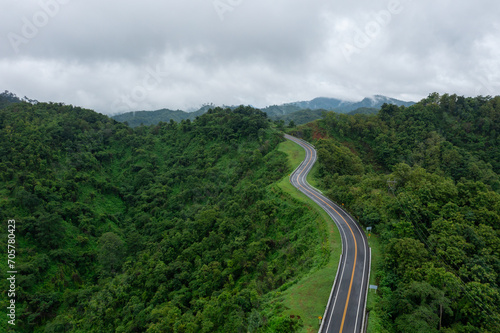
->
[289,137,358,333]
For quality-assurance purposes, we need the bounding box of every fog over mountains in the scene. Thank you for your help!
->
[288,95,415,113]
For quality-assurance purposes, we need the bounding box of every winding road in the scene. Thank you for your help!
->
[285,134,371,333]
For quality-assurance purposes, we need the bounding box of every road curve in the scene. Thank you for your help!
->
[284,134,371,333]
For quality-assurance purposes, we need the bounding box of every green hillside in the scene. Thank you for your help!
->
[111,106,210,127]
[290,93,500,332]
[274,107,379,126]
[0,103,330,332]
[346,107,378,115]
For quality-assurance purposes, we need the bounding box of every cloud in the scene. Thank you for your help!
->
[1,0,499,114]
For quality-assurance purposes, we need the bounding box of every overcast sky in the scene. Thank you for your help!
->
[1,0,499,115]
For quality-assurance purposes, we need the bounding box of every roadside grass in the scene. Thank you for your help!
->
[366,234,384,333]
[276,139,342,332]
[279,139,306,169]
[306,160,321,189]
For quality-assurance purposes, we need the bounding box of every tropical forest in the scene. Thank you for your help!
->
[0,92,499,332]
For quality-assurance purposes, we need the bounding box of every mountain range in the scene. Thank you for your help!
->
[0,91,414,127]
[112,95,415,127]
[287,95,415,113]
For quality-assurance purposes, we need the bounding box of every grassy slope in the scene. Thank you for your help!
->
[276,140,342,332]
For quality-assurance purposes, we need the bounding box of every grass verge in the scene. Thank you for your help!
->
[276,139,342,332]
[366,234,384,333]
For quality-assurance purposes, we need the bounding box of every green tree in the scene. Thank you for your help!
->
[98,232,125,274]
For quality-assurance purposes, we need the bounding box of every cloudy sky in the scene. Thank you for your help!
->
[1,0,499,115]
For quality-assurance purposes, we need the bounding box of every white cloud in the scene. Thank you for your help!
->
[1,0,499,114]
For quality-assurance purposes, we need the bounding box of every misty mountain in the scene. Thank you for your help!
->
[288,95,415,113]
[287,97,345,110]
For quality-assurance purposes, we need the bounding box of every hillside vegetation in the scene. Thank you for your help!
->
[0,103,330,332]
[291,93,500,332]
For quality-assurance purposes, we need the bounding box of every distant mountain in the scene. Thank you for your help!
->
[288,95,414,113]
[268,95,412,125]
[343,95,414,112]
[286,97,346,111]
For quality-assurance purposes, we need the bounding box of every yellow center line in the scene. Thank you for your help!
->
[290,137,358,333]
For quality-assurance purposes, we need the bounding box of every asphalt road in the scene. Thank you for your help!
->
[284,134,371,333]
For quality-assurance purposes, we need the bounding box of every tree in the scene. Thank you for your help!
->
[317,139,364,176]
[24,212,65,249]
[98,232,126,274]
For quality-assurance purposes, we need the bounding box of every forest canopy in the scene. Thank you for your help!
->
[1,92,499,332]
[0,103,326,332]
